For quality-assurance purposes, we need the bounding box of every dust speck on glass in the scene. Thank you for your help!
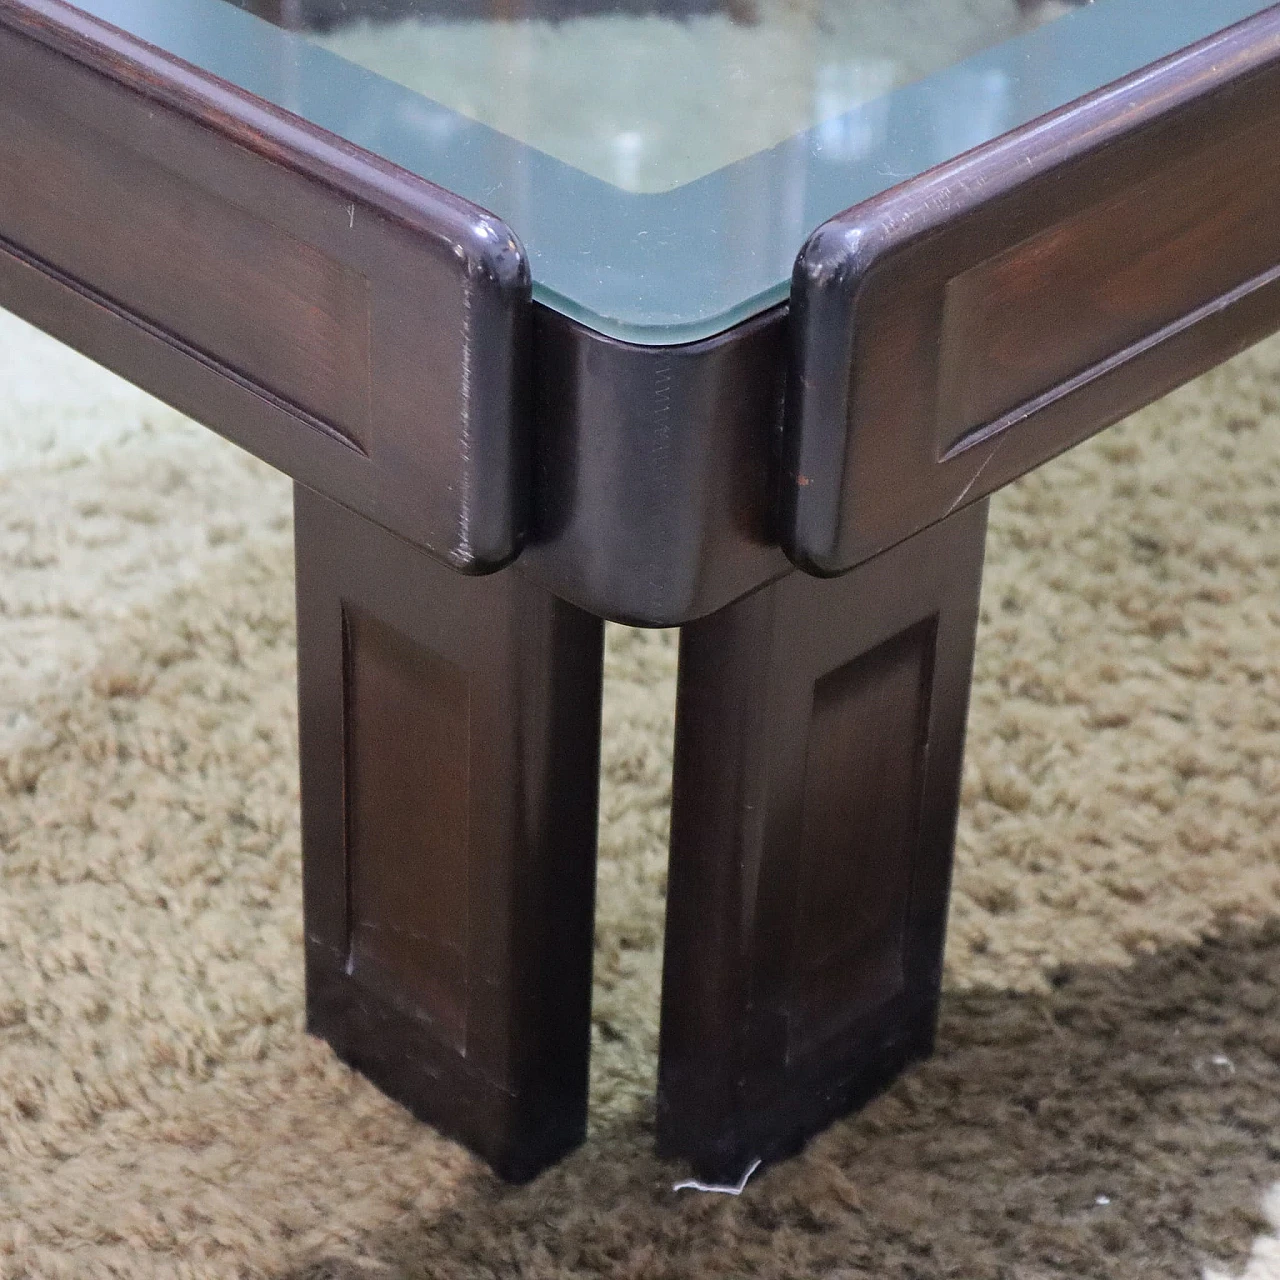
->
[73,0,1276,339]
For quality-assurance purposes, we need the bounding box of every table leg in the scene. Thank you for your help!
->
[657,501,988,1182]
[293,484,604,1182]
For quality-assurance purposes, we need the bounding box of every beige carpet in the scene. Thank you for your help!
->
[0,306,1277,1277]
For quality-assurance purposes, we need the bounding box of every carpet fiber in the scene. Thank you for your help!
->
[0,307,1278,1277]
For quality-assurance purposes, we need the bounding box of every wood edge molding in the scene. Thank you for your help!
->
[792,5,1280,309]
[0,0,529,283]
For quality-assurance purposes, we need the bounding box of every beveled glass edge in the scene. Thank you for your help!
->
[64,0,1279,343]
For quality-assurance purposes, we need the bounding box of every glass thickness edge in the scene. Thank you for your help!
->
[63,0,1277,343]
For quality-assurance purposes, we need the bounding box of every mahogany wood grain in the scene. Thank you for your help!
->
[658,501,987,1182]
[785,5,1280,576]
[0,0,531,572]
[936,100,1280,456]
[0,91,373,451]
[294,485,604,1181]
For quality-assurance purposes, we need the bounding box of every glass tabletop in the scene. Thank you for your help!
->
[74,0,1272,342]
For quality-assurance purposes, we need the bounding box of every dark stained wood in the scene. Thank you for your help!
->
[343,606,472,1049]
[787,620,935,1056]
[294,484,605,1181]
[0,0,531,572]
[935,101,1280,457]
[657,501,987,1182]
[0,92,373,452]
[521,304,791,627]
[785,5,1280,576]
[0,0,791,627]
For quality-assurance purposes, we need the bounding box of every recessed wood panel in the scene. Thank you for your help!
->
[343,605,471,1048]
[787,620,936,1056]
[0,92,372,450]
[937,108,1280,456]
[296,487,604,1180]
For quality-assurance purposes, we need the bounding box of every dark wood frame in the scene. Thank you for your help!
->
[1,0,1279,1185]
[784,6,1280,575]
[0,0,532,574]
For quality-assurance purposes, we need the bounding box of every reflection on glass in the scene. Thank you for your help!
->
[227,0,1086,191]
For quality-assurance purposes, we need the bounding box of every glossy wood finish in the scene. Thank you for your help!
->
[521,304,791,626]
[294,485,604,1181]
[7,0,1279,624]
[658,501,988,1182]
[785,5,1280,576]
[0,0,531,573]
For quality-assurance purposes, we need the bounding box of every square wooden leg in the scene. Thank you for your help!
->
[293,484,604,1182]
[657,501,989,1182]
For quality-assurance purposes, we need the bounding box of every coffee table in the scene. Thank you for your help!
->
[1,0,1277,1186]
